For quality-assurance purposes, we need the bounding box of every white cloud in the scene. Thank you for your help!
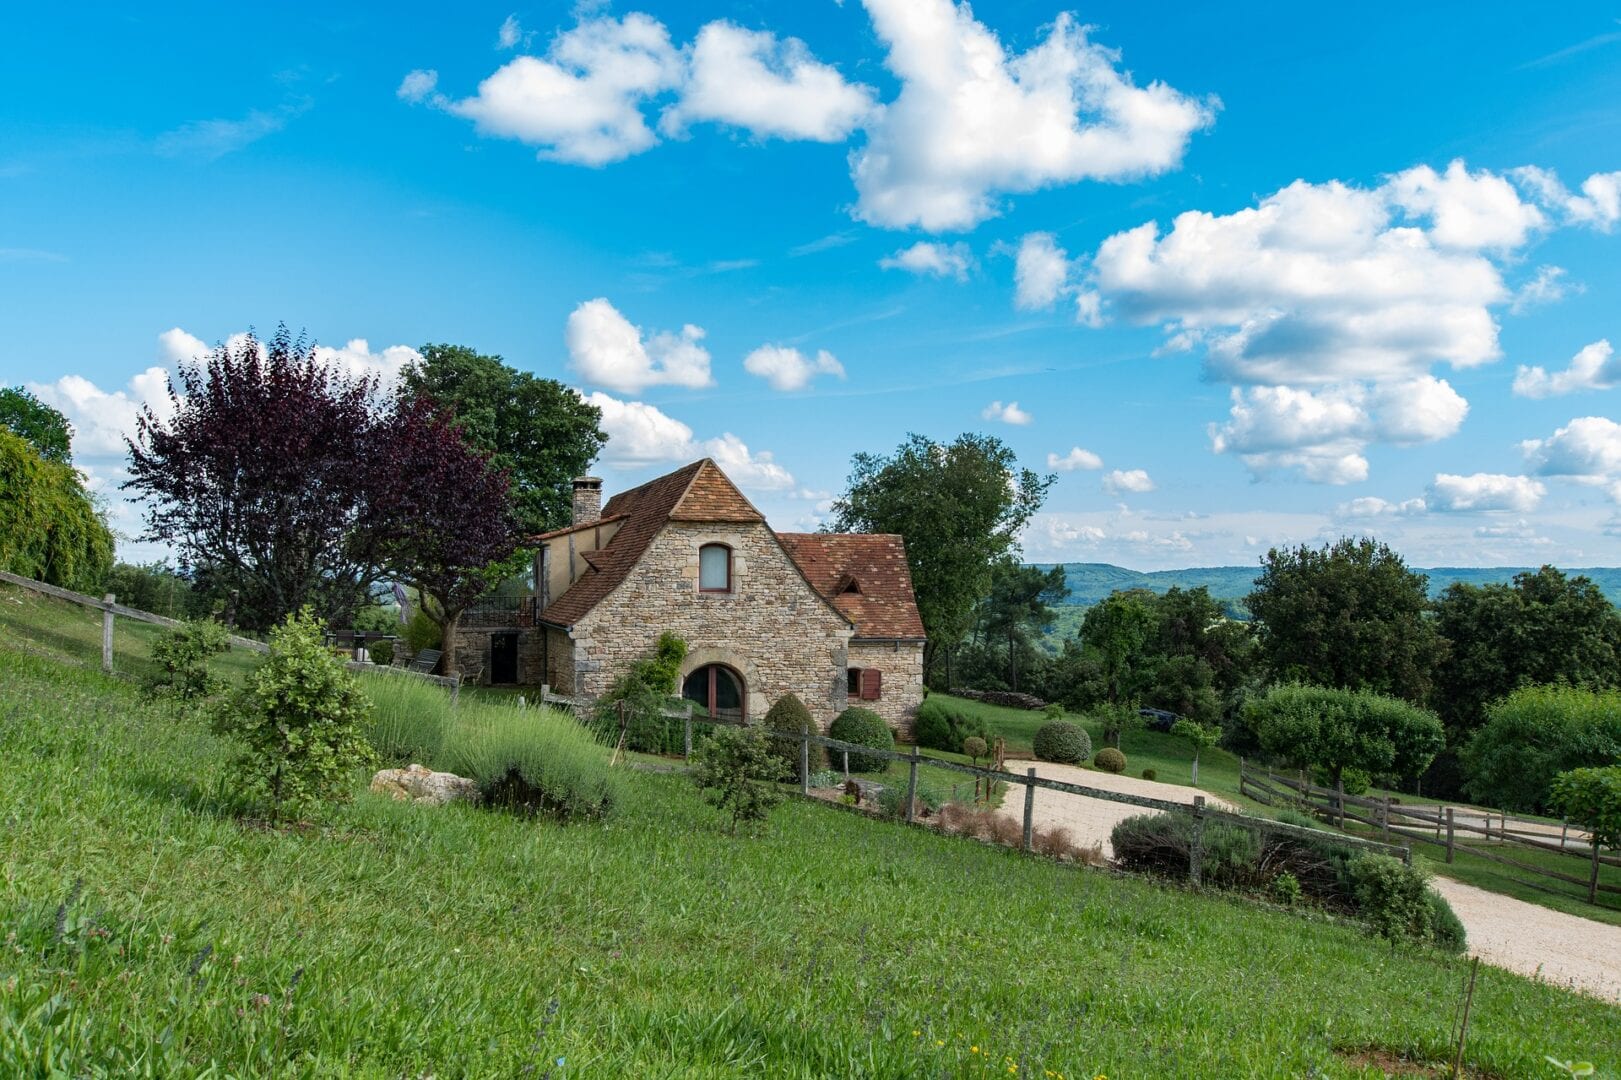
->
[565,298,713,393]
[661,21,875,142]
[438,14,683,166]
[850,0,1214,230]
[1207,377,1466,484]
[28,371,169,456]
[1509,265,1578,314]
[1013,232,1071,310]
[397,69,439,103]
[1513,340,1619,399]
[583,390,794,490]
[1088,168,1522,385]
[1426,473,1546,513]
[157,327,209,365]
[1513,166,1621,231]
[741,345,845,391]
[1103,468,1154,494]
[310,339,423,391]
[878,241,973,281]
[1047,446,1103,472]
[1385,160,1546,250]
[981,400,1031,425]
[497,15,525,50]
[1338,496,1426,518]
[154,100,309,161]
[1522,416,1621,494]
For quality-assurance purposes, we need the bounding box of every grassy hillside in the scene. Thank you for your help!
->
[4,631,1619,1074]
[1036,562,1621,615]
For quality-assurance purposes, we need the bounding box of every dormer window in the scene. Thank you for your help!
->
[838,575,862,596]
[699,543,732,592]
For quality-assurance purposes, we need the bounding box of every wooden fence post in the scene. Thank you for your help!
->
[1401,845,1412,867]
[1445,807,1455,864]
[450,676,460,707]
[1190,795,1206,886]
[800,732,810,797]
[684,702,694,762]
[1335,776,1346,828]
[1022,768,1036,852]
[1592,842,1603,905]
[905,747,920,824]
[101,593,115,674]
[1561,819,1569,850]
[842,749,849,782]
[1380,797,1390,844]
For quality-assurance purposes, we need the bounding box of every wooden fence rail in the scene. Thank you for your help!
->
[530,686,1412,880]
[1,569,462,697]
[1240,760,1617,905]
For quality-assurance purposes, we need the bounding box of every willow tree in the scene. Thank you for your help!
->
[0,430,113,591]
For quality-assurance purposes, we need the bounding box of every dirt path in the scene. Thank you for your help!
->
[996,759,1621,1004]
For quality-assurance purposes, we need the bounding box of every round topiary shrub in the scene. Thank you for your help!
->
[962,735,988,762]
[763,692,823,781]
[828,706,894,773]
[1141,768,1157,782]
[1094,747,1127,773]
[1032,720,1091,764]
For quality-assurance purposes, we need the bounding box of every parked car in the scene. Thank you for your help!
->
[1138,707,1178,732]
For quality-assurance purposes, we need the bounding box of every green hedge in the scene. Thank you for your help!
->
[1033,720,1091,764]
[913,698,990,754]
[828,707,893,773]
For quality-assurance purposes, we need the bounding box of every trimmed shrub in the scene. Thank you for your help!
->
[357,669,452,766]
[368,638,395,667]
[828,706,893,773]
[446,699,621,820]
[962,736,988,762]
[762,693,823,781]
[692,725,789,836]
[1346,853,1434,946]
[1094,747,1127,773]
[1033,720,1091,765]
[1426,891,1467,954]
[1463,687,1621,813]
[1109,813,1260,889]
[1141,768,1158,782]
[1548,765,1621,849]
[913,698,990,754]
[148,618,229,700]
[213,608,375,822]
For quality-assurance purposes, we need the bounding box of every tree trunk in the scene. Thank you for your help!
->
[440,608,462,678]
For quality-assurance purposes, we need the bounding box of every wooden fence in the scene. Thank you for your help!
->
[1240,761,1618,906]
[533,686,1411,884]
[0,569,461,696]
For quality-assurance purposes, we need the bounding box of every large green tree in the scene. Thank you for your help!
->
[1247,683,1445,790]
[1434,566,1621,736]
[400,345,607,535]
[0,430,113,591]
[973,561,1068,691]
[828,432,1053,680]
[1246,538,1439,703]
[0,386,73,464]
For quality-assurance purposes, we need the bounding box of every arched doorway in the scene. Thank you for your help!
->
[682,663,745,724]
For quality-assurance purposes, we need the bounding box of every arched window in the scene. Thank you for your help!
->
[683,664,745,722]
[699,543,732,592]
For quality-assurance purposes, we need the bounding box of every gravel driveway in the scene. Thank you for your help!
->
[994,759,1621,1004]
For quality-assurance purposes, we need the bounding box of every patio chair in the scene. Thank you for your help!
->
[408,648,443,674]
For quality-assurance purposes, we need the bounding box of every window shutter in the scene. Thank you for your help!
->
[862,668,882,700]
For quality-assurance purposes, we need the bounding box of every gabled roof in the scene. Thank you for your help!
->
[540,459,770,629]
[776,533,927,640]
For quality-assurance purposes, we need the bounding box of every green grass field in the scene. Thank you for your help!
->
[3,612,1619,1075]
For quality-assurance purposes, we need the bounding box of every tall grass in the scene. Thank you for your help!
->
[357,669,621,819]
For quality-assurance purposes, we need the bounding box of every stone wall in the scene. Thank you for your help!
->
[571,522,854,728]
[848,639,925,740]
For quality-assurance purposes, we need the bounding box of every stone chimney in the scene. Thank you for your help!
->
[571,476,603,526]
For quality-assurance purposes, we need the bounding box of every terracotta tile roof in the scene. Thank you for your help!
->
[539,459,778,629]
[776,533,927,640]
[526,513,628,544]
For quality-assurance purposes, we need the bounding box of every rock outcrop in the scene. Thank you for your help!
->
[370,764,480,806]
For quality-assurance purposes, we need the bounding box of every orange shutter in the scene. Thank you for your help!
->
[862,668,882,700]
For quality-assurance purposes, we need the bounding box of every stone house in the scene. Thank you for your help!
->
[451,458,926,737]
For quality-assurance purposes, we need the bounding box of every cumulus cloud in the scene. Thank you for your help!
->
[1047,446,1103,472]
[661,21,875,141]
[1208,377,1466,484]
[741,345,845,391]
[878,241,973,280]
[1385,160,1546,249]
[1513,340,1619,399]
[1512,166,1621,231]
[1522,416,1621,498]
[157,327,209,365]
[397,69,439,103]
[310,339,424,389]
[28,370,171,456]
[1103,468,1154,494]
[1337,496,1426,518]
[981,400,1031,425]
[851,0,1214,230]
[565,298,713,393]
[1426,473,1546,513]
[583,390,794,489]
[434,14,684,166]
[1013,232,1071,310]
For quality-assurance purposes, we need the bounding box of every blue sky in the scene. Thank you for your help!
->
[4,1,1621,569]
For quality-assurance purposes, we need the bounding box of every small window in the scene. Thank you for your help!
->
[847,668,882,701]
[699,544,732,592]
[846,667,862,696]
[838,575,862,595]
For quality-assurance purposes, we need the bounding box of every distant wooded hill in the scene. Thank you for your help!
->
[1031,562,1621,627]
